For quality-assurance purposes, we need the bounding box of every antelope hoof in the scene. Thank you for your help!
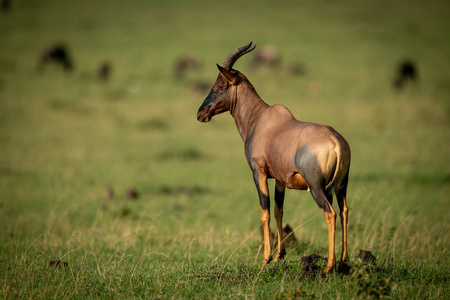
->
[324,265,336,274]
[262,257,272,265]
[274,250,286,262]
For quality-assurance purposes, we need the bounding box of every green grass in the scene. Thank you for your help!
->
[1,0,449,298]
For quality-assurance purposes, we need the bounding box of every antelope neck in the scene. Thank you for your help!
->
[231,86,269,143]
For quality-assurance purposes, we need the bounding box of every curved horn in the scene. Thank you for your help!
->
[221,42,257,70]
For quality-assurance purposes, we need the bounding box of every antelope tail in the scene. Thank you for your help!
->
[326,142,343,193]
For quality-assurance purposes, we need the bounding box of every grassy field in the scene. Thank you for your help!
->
[1,0,449,298]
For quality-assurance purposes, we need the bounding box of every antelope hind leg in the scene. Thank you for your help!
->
[324,206,337,273]
[274,180,286,262]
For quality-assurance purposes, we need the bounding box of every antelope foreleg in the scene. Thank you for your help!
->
[260,206,271,264]
[255,172,272,265]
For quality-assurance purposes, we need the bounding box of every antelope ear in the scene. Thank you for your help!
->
[217,64,239,85]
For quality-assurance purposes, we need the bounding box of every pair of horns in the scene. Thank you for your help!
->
[222,42,256,71]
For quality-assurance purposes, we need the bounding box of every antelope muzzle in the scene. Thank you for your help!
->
[197,88,214,123]
[197,107,211,123]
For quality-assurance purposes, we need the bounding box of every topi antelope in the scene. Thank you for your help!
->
[197,42,351,273]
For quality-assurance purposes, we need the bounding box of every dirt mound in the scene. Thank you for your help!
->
[358,250,376,263]
[282,224,298,244]
[259,223,298,245]
[300,249,376,277]
[300,254,326,277]
[49,260,68,268]
[337,260,352,274]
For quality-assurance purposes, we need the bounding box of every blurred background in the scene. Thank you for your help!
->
[0,0,449,285]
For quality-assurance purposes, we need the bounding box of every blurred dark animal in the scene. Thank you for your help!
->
[38,44,73,72]
[98,61,112,83]
[248,45,281,72]
[105,187,114,202]
[197,42,351,274]
[1,0,11,12]
[189,81,210,94]
[125,187,139,200]
[174,55,201,78]
[287,62,307,77]
[393,60,417,91]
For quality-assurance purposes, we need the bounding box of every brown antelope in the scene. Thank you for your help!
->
[197,42,351,273]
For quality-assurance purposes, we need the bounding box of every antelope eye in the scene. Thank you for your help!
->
[217,82,225,87]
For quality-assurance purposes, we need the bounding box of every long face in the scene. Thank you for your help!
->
[197,42,255,123]
[197,72,233,123]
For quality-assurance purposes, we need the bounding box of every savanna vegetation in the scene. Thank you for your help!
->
[1,0,449,298]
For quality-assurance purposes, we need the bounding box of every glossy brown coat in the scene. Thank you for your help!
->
[197,42,351,273]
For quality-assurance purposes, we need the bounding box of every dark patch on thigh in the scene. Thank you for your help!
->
[295,145,330,212]
[295,145,324,188]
